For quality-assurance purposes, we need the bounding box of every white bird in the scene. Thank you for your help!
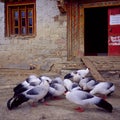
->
[79,77,99,91]
[64,71,82,83]
[39,76,52,83]
[63,79,74,91]
[7,78,50,110]
[71,83,82,91]
[13,75,41,96]
[65,89,113,112]
[45,82,66,100]
[64,68,89,83]
[52,77,64,85]
[63,79,82,91]
[89,82,115,98]
[77,68,90,78]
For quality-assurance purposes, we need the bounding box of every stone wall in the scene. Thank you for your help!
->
[0,0,67,73]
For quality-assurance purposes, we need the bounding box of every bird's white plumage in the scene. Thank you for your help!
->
[22,79,50,102]
[77,68,89,78]
[21,81,29,87]
[7,77,50,110]
[90,82,115,96]
[48,83,66,97]
[65,88,113,112]
[13,74,41,96]
[39,76,52,84]
[27,75,42,86]
[79,77,99,91]
[70,72,82,83]
[65,90,100,106]
[63,79,74,91]
[52,77,64,85]
[64,68,89,83]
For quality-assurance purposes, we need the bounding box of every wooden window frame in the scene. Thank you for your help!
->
[5,0,36,37]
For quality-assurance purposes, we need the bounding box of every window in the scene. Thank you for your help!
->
[5,0,36,37]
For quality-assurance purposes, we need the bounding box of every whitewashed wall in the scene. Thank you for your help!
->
[0,0,67,72]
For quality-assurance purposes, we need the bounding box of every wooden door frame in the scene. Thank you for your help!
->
[67,1,120,60]
[67,1,80,60]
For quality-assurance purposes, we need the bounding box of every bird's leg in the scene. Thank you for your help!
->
[98,94,107,100]
[38,98,45,103]
[74,107,84,112]
[43,102,52,106]
[38,98,52,106]
[28,101,38,107]
[102,95,107,100]
[32,102,38,107]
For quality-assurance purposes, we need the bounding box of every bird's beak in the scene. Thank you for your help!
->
[64,91,67,95]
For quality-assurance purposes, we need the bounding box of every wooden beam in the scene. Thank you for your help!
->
[81,57,105,82]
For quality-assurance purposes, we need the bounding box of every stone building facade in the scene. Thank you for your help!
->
[0,0,67,72]
[0,0,120,73]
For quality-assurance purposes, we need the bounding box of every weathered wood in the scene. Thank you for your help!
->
[87,56,120,71]
[81,57,105,81]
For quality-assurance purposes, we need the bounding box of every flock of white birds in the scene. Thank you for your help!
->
[7,68,115,113]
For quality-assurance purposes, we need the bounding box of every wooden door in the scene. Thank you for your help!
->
[108,7,120,56]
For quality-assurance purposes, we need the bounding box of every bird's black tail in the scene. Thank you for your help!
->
[95,99,113,112]
[13,86,28,97]
[7,94,29,110]
[13,84,23,93]
[7,97,15,110]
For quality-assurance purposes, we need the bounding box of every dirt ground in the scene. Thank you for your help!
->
[0,69,120,120]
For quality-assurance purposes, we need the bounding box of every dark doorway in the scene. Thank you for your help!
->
[84,7,108,56]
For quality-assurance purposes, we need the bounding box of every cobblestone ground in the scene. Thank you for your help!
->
[0,69,120,120]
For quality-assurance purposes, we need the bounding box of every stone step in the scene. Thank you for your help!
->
[0,68,40,76]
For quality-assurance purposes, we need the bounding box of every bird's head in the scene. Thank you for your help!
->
[64,73,73,79]
[29,74,37,79]
[39,76,52,84]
